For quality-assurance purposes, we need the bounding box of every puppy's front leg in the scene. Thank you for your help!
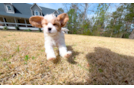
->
[45,44,56,60]
[58,44,72,58]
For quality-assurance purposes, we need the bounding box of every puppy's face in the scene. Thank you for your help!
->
[29,13,69,35]
[42,14,61,34]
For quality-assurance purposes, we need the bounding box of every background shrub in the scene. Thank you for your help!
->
[3,26,8,30]
[39,28,42,32]
[28,29,31,31]
[15,26,20,30]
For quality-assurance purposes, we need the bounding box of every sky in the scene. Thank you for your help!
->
[28,3,63,10]
[28,3,120,19]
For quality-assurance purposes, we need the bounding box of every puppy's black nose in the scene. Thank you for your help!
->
[48,27,52,31]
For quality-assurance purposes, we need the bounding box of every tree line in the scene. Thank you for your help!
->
[58,3,134,38]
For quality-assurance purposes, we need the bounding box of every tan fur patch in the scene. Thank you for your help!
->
[57,13,69,27]
[52,19,61,32]
[42,19,48,27]
[29,16,44,28]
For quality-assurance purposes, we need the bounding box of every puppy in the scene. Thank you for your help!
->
[29,13,72,60]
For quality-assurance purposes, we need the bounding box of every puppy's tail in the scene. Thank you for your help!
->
[61,28,69,32]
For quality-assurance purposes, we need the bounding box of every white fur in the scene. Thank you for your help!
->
[44,14,56,22]
[61,28,69,32]
[43,14,72,60]
[61,28,69,34]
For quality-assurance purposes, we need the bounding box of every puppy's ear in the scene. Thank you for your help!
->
[57,13,69,27]
[29,16,44,28]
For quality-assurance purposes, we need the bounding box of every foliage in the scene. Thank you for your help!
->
[3,26,8,30]
[39,28,42,32]
[82,29,92,35]
[27,29,31,31]
[67,9,78,34]
[63,3,134,38]
[58,8,64,13]
[15,26,19,30]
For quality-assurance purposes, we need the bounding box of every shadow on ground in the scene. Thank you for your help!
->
[67,47,134,85]
[53,45,79,64]
[66,46,79,64]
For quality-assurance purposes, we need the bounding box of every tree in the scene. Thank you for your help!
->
[92,3,110,36]
[58,8,64,13]
[65,3,92,34]
[67,9,78,34]
[62,3,133,38]
[106,3,133,38]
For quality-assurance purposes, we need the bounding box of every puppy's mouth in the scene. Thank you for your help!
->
[48,31,53,34]
[47,31,54,34]
[47,31,58,36]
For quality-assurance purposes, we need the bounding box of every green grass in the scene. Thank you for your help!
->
[32,56,35,60]
[41,49,44,52]
[77,64,88,71]
[17,46,20,52]
[24,55,29,61]
[24,62,27,65]
[3,58,8,61]
[98,68,103,73]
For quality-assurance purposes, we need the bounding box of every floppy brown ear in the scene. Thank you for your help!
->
[29,16,44,28]
[57,13,69,27]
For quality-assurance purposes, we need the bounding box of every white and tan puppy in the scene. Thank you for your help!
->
[29,13,72,60]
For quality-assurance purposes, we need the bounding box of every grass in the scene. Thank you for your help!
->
[0,30,134,85]
[3,58,8,61]
[24,55,30,61]
[17,45,20,52]
[32,56,35,60]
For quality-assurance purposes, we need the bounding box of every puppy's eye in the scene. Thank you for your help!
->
[45,23,48,25]
[53,23,57,26]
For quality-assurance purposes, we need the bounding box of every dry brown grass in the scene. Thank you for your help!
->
[0,30,134,85]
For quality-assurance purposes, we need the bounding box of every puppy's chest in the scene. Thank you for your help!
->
[51,38,59,47]
[46,37,59,47]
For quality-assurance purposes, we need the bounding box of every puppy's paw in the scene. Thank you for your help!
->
[64,51,72,58]
[47,55,56,61]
